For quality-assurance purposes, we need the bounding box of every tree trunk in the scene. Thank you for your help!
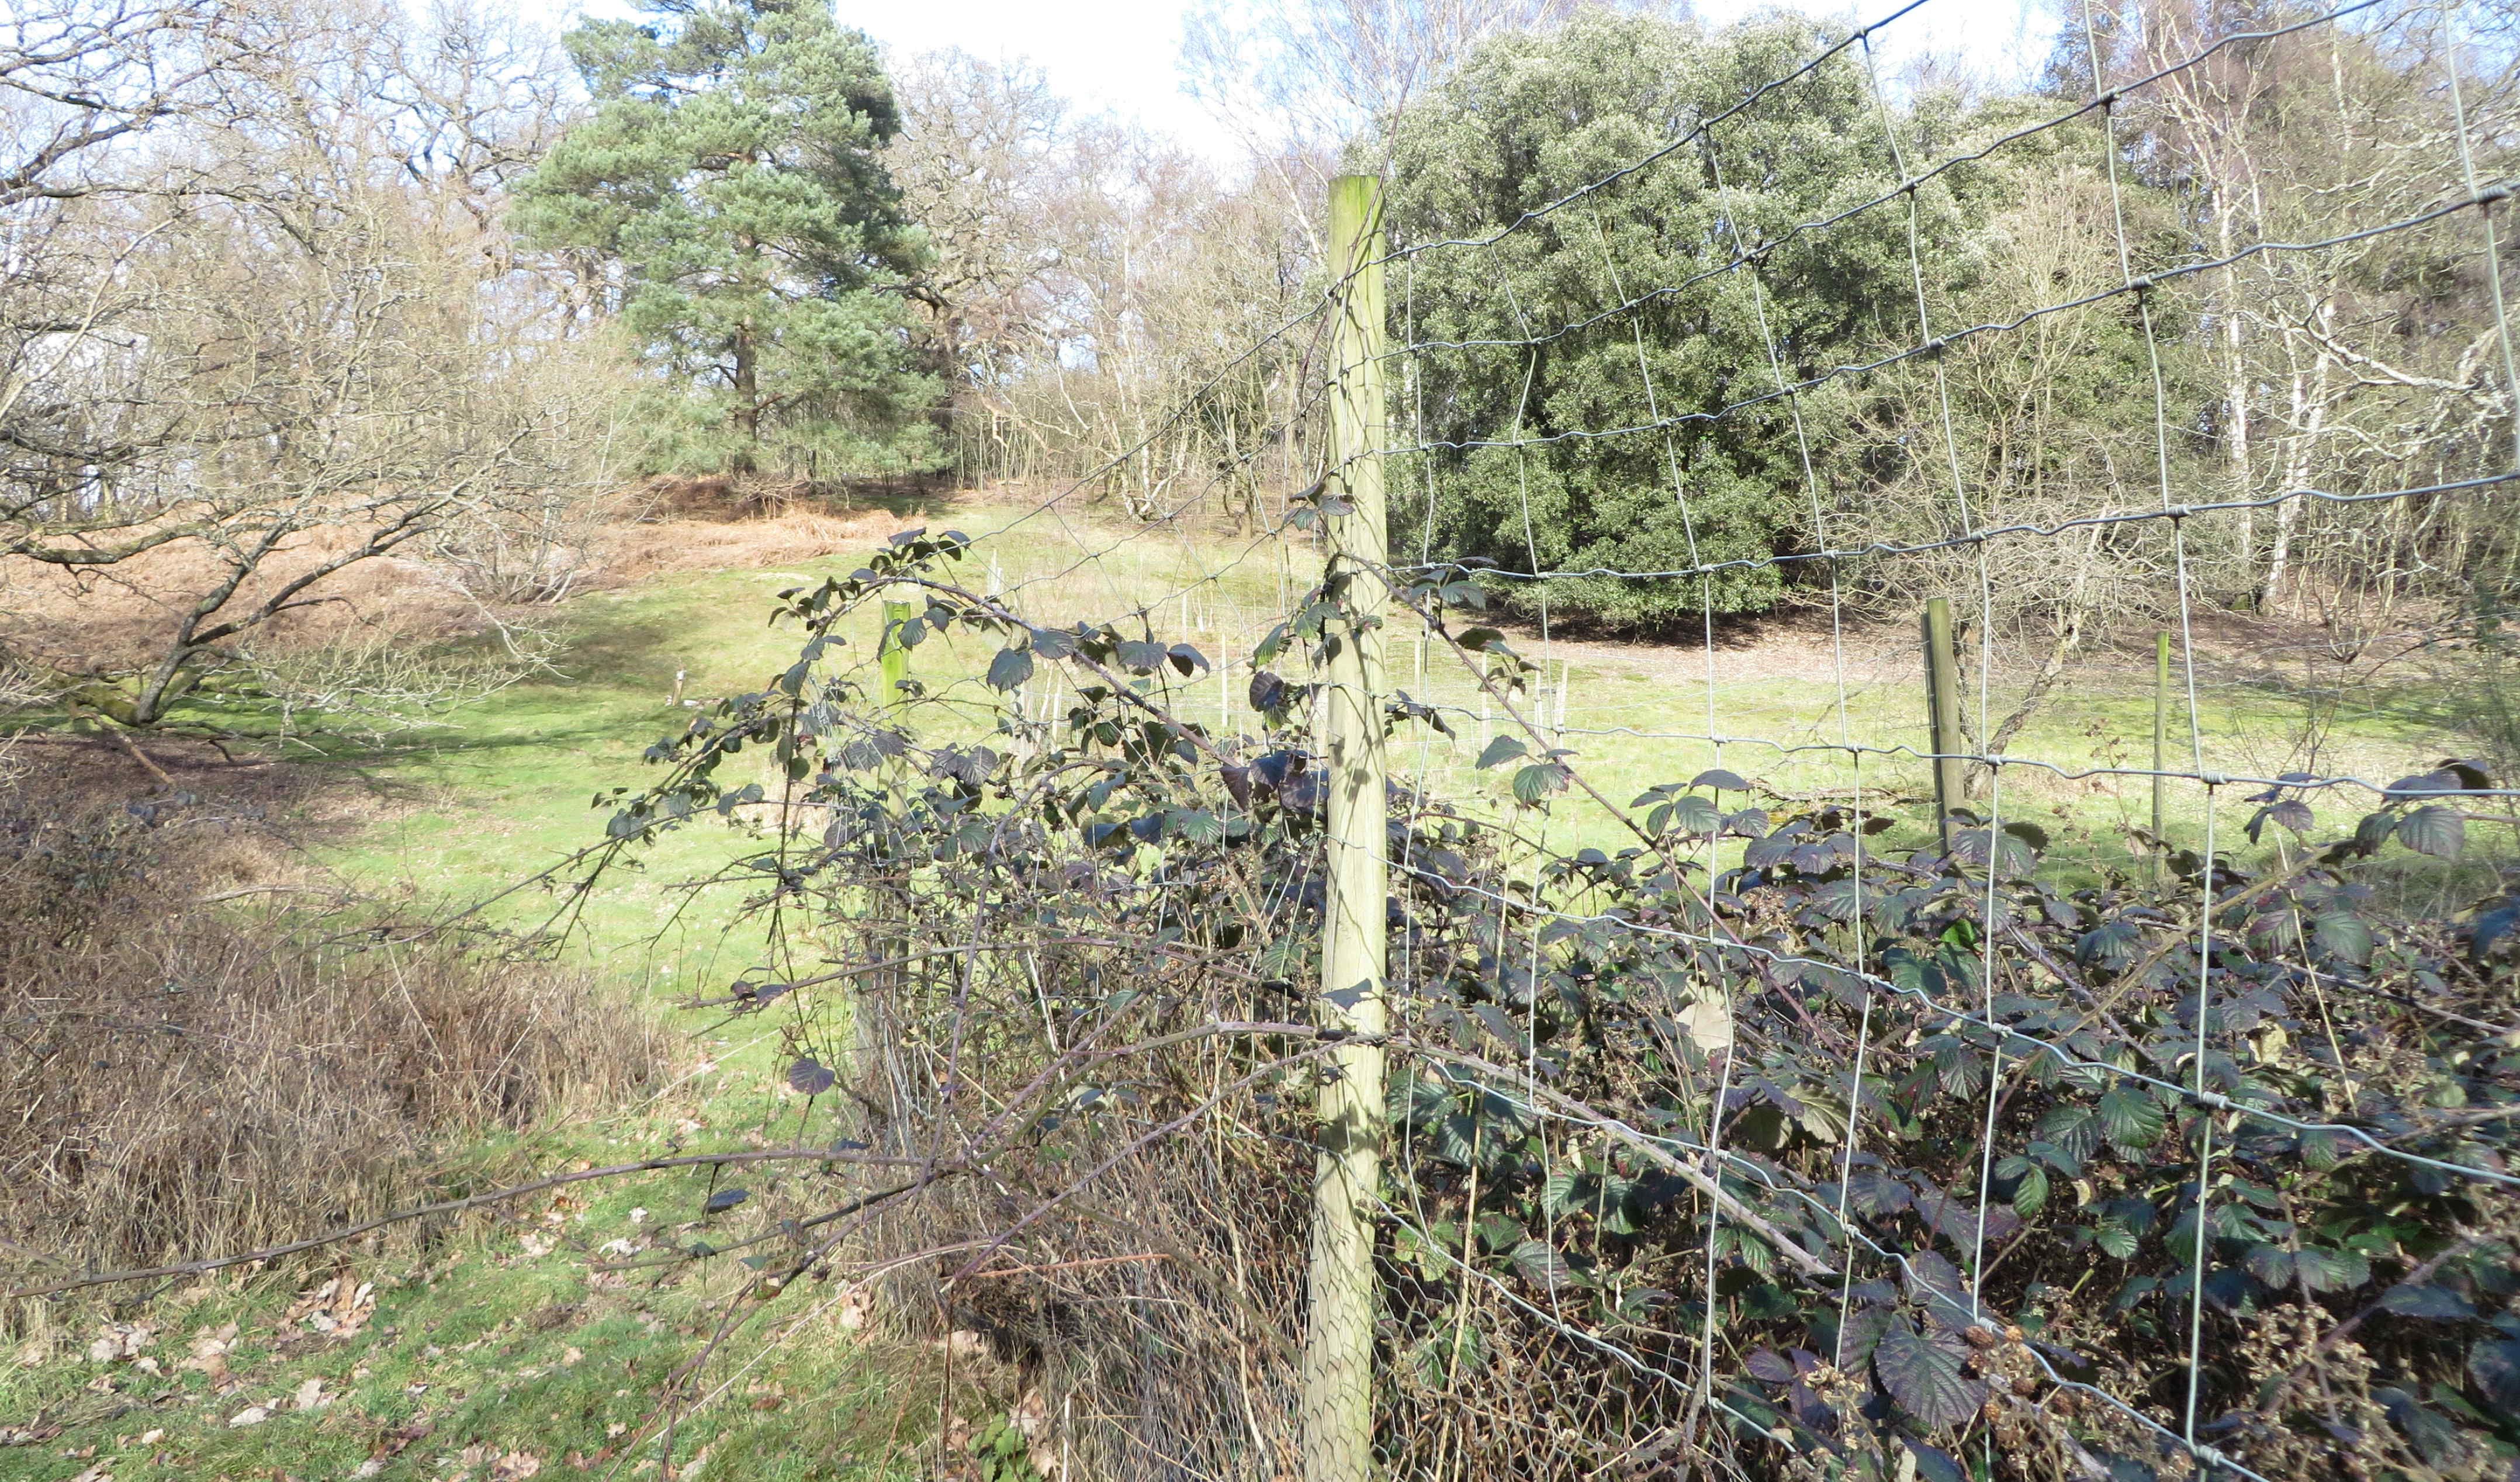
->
[2263,314,2332,612]
[731,320,760,475]
[2218,195,2252,570]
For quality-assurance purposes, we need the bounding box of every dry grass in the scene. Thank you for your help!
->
[0,524,501,677]
[854,1110,1310,1482]
[594,503,927,584]
[0,780,662,1321]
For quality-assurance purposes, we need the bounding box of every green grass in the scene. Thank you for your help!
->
[6,491,2507,1479]
[312,493,2494,913]
[2,1081,951,1480]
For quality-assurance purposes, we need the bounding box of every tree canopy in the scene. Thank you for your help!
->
[513,0,936,476]
[1383,13,1953,626]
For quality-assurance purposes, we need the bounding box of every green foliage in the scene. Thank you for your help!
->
[1379,13,1954,628]
[1377,15,2210,636]
[513,0,937,476]
[967,1417,1042,1482]
[1871,1315,1984,1428]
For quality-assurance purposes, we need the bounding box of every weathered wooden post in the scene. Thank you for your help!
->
[1305,172,1389,1482]
[2152,630,2171,873]
[856,587,916,1126]
[1922,597,1967,849]
[880,593,913,717]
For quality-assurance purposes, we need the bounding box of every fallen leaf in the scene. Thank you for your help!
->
[85,1322,154,1365]
[227,1405,269,1428]
[178,1325,235,1380]
[490,1452,542,1480]
[277,1269,375,1341]
[293,1377,327,1411]
[369,1416,434,1462]
[1677,992,1732,1054]
[1012,1386,1051,1443]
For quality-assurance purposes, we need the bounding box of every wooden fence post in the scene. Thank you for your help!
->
[1304,172,1389,1482]
[880,592,913,716]
[2152,631,2171,873]
[1922,597,1967,849]
[856,588,916,1126]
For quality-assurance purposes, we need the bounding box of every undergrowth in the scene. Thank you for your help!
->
[565,528,2520,1481]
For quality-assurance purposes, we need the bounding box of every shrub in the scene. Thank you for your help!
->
[0,789,660,1309]
[601,534,2518,1480]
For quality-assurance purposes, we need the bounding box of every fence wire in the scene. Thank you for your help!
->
[608,1,2520,1478]
[1321,0,2516,1474]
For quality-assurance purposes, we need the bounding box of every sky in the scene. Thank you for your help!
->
[522,0,2065,173]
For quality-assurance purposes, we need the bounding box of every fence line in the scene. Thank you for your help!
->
[564,1,2520,1476]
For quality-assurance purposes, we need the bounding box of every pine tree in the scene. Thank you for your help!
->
[515,0,936,475]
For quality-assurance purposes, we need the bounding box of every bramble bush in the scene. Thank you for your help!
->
[602,529,2518,1481]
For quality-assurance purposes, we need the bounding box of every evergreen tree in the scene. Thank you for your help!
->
[515,0,935,475]
[1381,12,1964,627]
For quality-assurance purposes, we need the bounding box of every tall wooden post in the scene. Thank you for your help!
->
[2152,631,2171,870]
[857,589,916,1127]
[1304,172,1389,1482]
[1922,597,1967,849]
[880,593,913,718]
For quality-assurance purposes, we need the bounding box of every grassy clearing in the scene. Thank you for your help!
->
[750,495,2508,888]
[6,491,2505,1480]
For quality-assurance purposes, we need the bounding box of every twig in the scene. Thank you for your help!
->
[962,1252,1171,1280]
[1414,1044,1840,1279]
[5,1145,922,1299]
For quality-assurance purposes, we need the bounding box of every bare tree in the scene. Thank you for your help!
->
[1182,0,1670,162]
[890,52,1319,517]
[0,0,244,209]
[0,0,608,739]
[2108,0,2519,618]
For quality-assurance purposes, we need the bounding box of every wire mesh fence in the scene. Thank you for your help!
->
[576,2,2520,1478]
